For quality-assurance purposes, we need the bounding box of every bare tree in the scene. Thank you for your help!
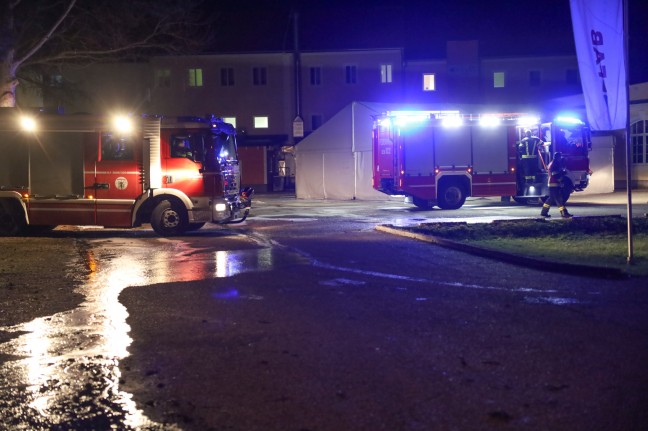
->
[0,0,211,108]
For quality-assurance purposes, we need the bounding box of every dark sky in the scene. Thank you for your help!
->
[209,0,648,84]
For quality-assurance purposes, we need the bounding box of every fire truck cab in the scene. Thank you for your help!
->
[372,111,591,209]
[0,111,253,236]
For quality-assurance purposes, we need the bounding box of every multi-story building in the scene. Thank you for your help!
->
[26,43,647,193]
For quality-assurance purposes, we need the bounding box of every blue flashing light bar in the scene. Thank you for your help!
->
[379,111,543,129]
[554,116,585,126]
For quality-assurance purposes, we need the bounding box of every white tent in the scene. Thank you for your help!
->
[295,101,391,200]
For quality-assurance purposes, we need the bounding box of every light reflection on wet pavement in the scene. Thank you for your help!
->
[0,224,593,429]
[0,236,275,430]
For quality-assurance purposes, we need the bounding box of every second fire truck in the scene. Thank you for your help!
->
[0,111,253,236]
[372,111,592,209]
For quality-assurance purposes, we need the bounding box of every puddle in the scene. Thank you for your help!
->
[0,238,280,429]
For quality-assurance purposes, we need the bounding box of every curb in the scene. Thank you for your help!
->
[375,224,628,280]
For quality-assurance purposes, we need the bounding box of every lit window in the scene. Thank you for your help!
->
[345,65,357,84]
[253,67,267,86]
[222,117,236,128]
[188,68,203,87]
[493,72,505,88]
[254,116,269,128]
[381,64,392,83]
[155,69,170,88]
[220,68,234,86]
[310,67,321,85]
[529,70,541,87]
[631,120,646,164]
[423,73,435,91]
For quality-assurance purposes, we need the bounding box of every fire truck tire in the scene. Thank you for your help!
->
[0,199,27,236]
[151,199,188,236]
[437,184,466,210]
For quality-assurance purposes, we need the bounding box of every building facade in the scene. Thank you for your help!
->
[25,44,647,192]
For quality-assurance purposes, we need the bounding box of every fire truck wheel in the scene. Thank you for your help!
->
[437,184,466,210]
[151,199,188,236]
[0,199,26,236]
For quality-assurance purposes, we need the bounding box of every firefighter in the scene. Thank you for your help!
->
[518,129,541,157]
[518,129,542,183]
[540,152,572,218]
[172,139,193,159]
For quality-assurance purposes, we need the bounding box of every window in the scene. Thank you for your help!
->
[345,65,357,84]
[310,67,321,85]
[49,74,64,87]
[311,114,323,131]
[253,67,267,86]
[529,70,541,87]
[101,133,134,161]
[155,69,171,88]
[220,68,235,86]
[631,120,647,164]
[254,116,269,128]
[493,72,505,88]
[381,64,392,83]
[222,117,237,128]
[188,68,203,87]
[171,136,196,160]
[423,73,436,91]
[566,69,580,85]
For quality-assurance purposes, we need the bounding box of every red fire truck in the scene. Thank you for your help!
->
[0,111,253,236]
[372,111,591,209]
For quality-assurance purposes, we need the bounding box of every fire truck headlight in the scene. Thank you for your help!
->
[20,116,37,132]
[215,203,227,212]
[113,115,133,134]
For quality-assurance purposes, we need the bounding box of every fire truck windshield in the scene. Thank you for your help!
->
[210,132,236,163]
[203,131,237,170]
[555,125,589,156]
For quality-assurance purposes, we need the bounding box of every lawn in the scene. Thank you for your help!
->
[402,216,648,277]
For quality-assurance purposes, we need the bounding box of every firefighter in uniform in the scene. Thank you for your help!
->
[541,152,572,218]
[518,129,542,183]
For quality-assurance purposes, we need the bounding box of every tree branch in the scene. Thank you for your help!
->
[15,0,76,68]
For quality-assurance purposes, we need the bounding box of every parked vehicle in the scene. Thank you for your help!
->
[0,111,253,236]
[372,110,591,209]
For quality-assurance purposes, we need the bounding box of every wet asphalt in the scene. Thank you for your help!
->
[0,191,647,430]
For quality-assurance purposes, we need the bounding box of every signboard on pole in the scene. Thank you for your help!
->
[570,0,627,131]
[293,116,304,138]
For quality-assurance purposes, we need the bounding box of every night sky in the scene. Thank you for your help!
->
[207,0,648,84]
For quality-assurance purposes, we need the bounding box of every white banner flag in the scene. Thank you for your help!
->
[570,0,627,131]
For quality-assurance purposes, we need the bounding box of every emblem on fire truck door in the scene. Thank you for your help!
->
[115,177,128,190]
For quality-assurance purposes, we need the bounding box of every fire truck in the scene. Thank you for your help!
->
[372,111,592,209]
[0,111,253,236]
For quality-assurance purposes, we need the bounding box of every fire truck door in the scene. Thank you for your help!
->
[375,125,397,181]
[87,133,142,227]
[164,134,204,197]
